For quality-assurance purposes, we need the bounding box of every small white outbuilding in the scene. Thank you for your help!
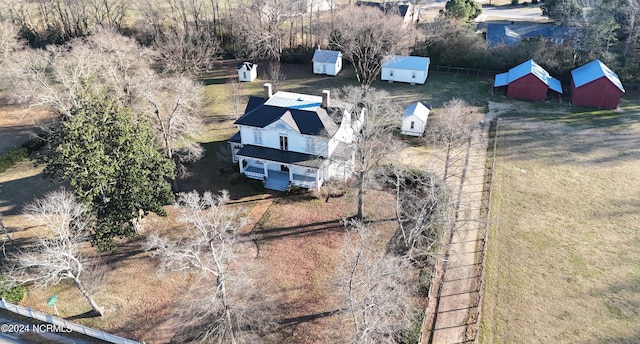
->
[401,102,430,136]
[312,49,343,76]
[381,55,430,85]
[237,62,258,82]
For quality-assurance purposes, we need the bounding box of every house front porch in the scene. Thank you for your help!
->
[240,161,323,191]
[236,145,326,191]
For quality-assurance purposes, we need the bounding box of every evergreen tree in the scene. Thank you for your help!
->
[444,0,482,21]
[44,91,175,250]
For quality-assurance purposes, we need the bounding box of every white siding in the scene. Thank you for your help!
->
[238,65,258,82]
[401,115,426,136]
[312,59,342,76]
[381,67,428,84]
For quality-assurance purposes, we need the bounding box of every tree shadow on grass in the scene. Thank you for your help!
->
[250,219,344,243]
[65,310,101,320]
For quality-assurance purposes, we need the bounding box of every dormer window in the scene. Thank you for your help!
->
[279,135,289,151]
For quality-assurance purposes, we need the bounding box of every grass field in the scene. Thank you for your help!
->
[479,96,640,343]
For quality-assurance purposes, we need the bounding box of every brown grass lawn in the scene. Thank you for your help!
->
[0,60,485,342]
[253,189,400,344]
[479,97,640,343]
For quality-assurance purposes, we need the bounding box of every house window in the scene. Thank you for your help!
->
[306,137,315,154]
[281,164,289,172]
[410,121,415,129]
[279,135,288,151]
[253,129,262,144]
[243,72,247,79]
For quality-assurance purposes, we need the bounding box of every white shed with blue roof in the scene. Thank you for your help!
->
[381,55,430,85]
[401,102,430,136]
[313,49,343,76]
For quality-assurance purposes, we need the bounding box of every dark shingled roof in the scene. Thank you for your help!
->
[243,96,266,114]
[236,145,324,168]
[237,62,256,70]
[234,96,340,137]
[229,131,241,143]
[356,1,411,18]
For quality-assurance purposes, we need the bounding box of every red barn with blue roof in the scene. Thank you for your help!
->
[493,60,562,100]
[570,60,625,109]
[494,59,563,101]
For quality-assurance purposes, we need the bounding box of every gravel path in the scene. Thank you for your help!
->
[429,107,497,344]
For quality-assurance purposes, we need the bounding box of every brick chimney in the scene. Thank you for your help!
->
[263,83,273,99]
[322,90,330,108]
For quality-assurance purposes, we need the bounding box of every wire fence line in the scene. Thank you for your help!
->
[472,117,499,343]
[430,66,501,78]
[0,299,141,344]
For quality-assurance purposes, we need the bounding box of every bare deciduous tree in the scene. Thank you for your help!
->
[232,0,293,61]
[146,191,269,343]
[338,86,402,219]
[266,61,287,92]
[428,98,479,183]
[10,189,103,316]
[338,222,417,343]
[6,31,206,173]
[387,167,449,266]
[330,6,416,86]
[87,0,127,30]
[226,77,247,120]
[137,0,223,74]
[0,20,19,69]
[6,31,154,117]
[138,74,205,183]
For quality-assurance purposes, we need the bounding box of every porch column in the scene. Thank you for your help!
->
[239,157,244,174]
[288,166,293,183]
[316,168,320,189]
[263,163,268,179]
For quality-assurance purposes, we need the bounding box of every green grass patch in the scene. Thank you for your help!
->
[0,147,29,174]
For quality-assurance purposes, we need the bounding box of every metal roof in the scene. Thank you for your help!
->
[486,23,577,48]
[403,102,431,122]
[495,59,563,93]
[236,145,324,168]
[382,55,430,71]
[265,91,322,111]
[312,49,341,64]
[494,72,509,87]
[571,60,625,92]
[234,92,340,136]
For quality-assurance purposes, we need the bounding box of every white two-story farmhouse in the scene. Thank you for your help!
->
[229,84,363,191]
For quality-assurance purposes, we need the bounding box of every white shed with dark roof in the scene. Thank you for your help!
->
[237,62,258,82]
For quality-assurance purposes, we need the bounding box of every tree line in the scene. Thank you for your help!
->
[4,0,638,84]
